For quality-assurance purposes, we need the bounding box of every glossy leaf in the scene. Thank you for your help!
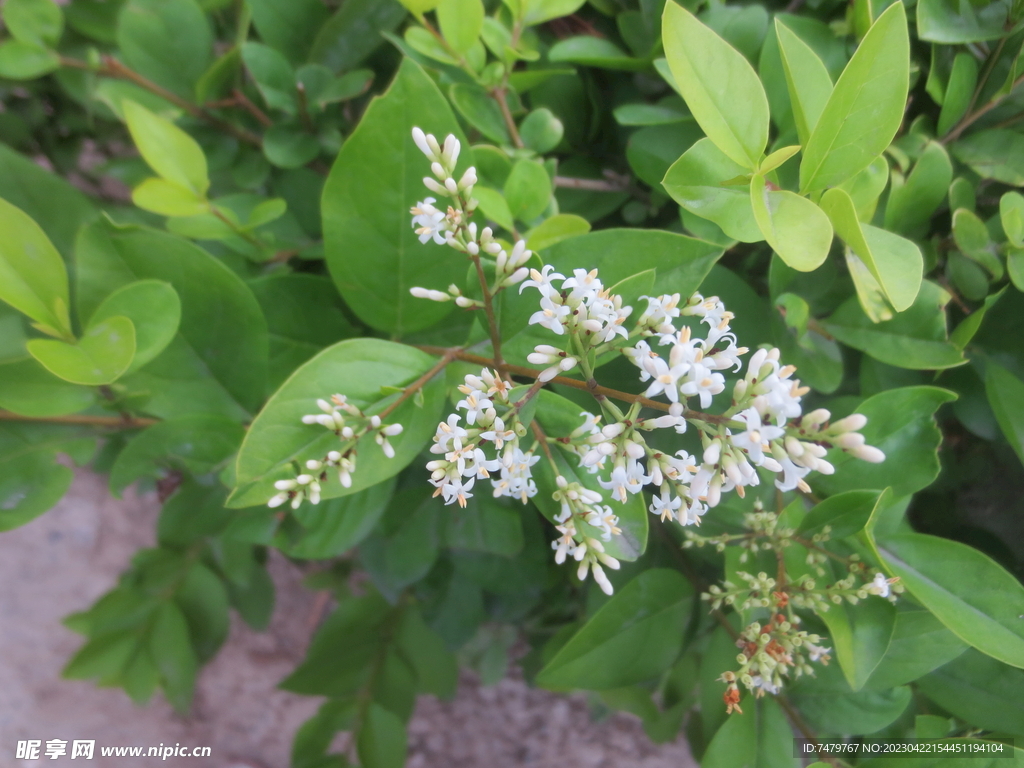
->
[548,37,647,71]
[865,609,968,690]
[788,660,912,735]
[0,358,95,418]
[662,2,769,169]
[824,281,965,370]
[241,42,296,115]
[798,489,880,540]
[937,52,978,135]
[247,0,328,64]
[701,696,795,768]
[323,58,470,335]
[918,0,1016,43]
[123,100,209,198]
[504,159,552,223]
[288,479,397,560]
[449,83,508,143]
[867,530,1024,668]
[85,280,179,374]
[0,40,59,78]
[520,108,564,153]
[525,213,590,252]
[4,0,63,46]
[951,129,1024,185]
[1001,191,1024,247]
[228,339,445,507]
[917,650,1024,736]
[750,173,833,271]
[884,141,953,239]
[117,0,213,100]
[536,570,691,690]
[821,591,896,692]
[662,137,763,243]
[799,3,909,192]
[437,0,483,54]
[309,0,406,73]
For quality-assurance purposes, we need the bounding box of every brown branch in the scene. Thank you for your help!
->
[377,347,459,420]
[942,71,1024,144]
[0,410,158,428]
[492,86,525,148]
[59,55,263,148]
[414,345,734,423]
[232,88,273,127]
[554,174,630,192]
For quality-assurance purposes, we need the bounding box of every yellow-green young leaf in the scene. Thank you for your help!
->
[27,316,136,386]
[800,2,909,193]
[3,0,63,46]
[518,0,586,25]
[661,2,769,169]
[0,197,72,338]
[122,100,210,197]
[131,178,209,218]
[1000,191,1024,248]
[759,144,801,174]
[88,280,180,374]
[472,186,515,232]
[838,156,889,222]
[1010,249,1024,291]
[883,141,952,239]
[821,187,922,312]
[749,173,833,271]
[775,19,832,146]
[437,0,484,54]
[398,0,439,12]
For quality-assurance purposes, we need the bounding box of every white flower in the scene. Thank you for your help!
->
[750,675,780,695]
[519,264,565,298]
[866,572,894,598]
[805,642,831,663]
[638,293,681,334]
[552,522,578,564]
[433,473,475,507]
[529,294,571,335]
[432,413,468,453]
[731,407,784,465]
[598,462,651,503]
[649,490,682,522]
[410,198,449,244]
[455,390,492,426]
[679,362,725,409]
[562,268,603,303]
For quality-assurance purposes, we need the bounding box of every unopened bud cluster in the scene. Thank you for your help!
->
[267,394,403,509]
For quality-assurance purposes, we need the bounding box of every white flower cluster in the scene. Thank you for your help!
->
[408,128,534,297]
[518,267,885,530]
[267,395,403,509]
[520,267,632,381]
[427,369,540,508]
[550,476,622,595]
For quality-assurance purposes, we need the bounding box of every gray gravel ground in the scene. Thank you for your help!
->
[0,470,697,768]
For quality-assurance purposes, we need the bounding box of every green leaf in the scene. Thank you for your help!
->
[75,220,268,417]
[0,196,72,338]
[247,0,329,65]
[701,696,794,768]
[799,3,909,192]
[359,489,440,598]
[985,362,1024,466]
[241,42,297,115]
[317,69,373,106]
[0,358,95,418]
[86,280,180,374]
[117,0,213,100]
[3,0,64,46]
[864,609,968,690]
[229,339,445,508]
[918,0,1016,43]
[824,281,965,370]
[775,19,832,146]
[443,494,524,556]
[750,173,833,271]
[548,36,647,71]
[123,100,209,198]
[109,415,244,496]
[175,561,229,662]
[396,608,458,699]
[149,601,198,714]
[0,435,74,531]
[867,530,1024,668]
[0,40,60,79]
[287,478,396,559]
[437,0,483,54]
[27,316,136,386]
[262,125,320,169]
[357,703,407,768]
[661,2,769,169]
[449,83,509,143]
[628,122,705,190]
[0,143,97,259]
[788,661,912,735]
[838,156,889,222]
[1001,191,1024,247]
[323,58,470,335]
[662,137,762,243]
[798,489,880,540]
[470,185,514,232]
[520,107,564,153]
[917,650,1024,737]
[525,213,590,251]
[821,590,896,692]
[131,178,208,217]
[821,187,923,313]
[613,102,688,126]
[404,25,460,64]
[813,386,957,498]
[518,0,586,25]
[953,208,1004,279]
[536,570,692,690]
[884,141,953,239]
[951,129,1024,185]
[309,0,406,73]
[937,52,978,135]
[504,158,551,223]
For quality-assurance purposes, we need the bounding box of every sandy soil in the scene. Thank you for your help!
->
[0,471,697,768]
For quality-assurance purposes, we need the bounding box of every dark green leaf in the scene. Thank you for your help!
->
[117,0,213,99]
[310,0,406,73]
